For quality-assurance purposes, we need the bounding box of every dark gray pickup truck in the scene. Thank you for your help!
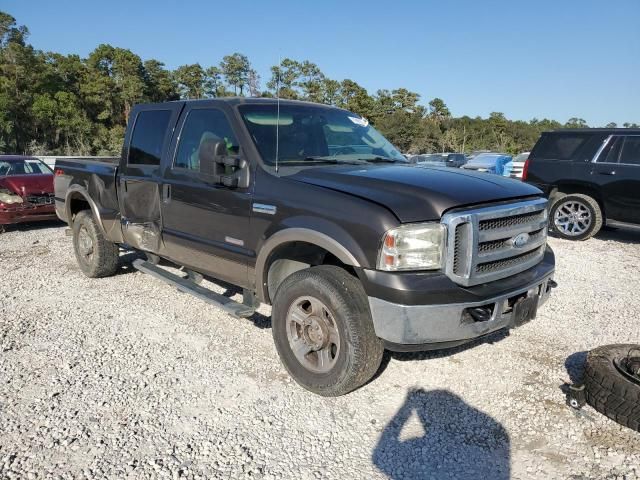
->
[54,98,556,396]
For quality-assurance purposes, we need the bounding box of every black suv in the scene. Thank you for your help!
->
[524,129,640,240]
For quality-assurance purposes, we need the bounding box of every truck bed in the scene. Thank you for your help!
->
[53,157,120,227]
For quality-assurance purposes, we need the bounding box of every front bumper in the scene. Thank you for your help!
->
[0,204,57,225]
[364,249,556,350]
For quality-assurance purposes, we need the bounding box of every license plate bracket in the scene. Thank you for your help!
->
[512,294,539,327]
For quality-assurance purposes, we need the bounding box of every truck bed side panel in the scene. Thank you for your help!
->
[54,158,123,242]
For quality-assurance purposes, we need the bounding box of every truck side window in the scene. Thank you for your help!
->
[174,109,239,171]
[597,136,622,164]
[128,110,172,166]
[620,136,640,166]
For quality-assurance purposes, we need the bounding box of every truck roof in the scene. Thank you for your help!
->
[139,97,354,111]
[549,128,640,134]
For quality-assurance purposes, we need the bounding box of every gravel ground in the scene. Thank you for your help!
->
[1,221,639,480]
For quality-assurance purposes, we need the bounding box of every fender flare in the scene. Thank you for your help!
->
[254,228,362,303]
[64,186,108,236]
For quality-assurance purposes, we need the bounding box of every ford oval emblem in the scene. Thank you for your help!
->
[511,232,530,248]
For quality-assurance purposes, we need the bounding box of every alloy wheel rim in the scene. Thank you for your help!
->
[554,201,592,236]
[286,296,340,373]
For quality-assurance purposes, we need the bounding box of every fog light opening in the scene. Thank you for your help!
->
[466,304,495,323]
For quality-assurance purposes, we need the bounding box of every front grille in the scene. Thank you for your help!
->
[442,198,548,286]
[478,228,545,254]
[479,210,544,231]
[476,246,544,274]
[26,194,54,205]
[453,226,462,274]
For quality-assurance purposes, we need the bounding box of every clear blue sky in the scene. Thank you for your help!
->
[5,0,639,126]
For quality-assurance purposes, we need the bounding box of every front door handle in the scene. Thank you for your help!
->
[162,184,171,203]
[598,171,616,176]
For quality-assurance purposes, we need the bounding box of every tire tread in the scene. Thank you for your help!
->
[72,210,119,278]
[584,344,640,432]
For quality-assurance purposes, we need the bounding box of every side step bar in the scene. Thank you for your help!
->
[132,259,256,318]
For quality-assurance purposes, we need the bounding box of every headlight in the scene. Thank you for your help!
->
[377,223,446,271]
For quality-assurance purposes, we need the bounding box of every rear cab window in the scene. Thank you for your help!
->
[128,110,172,167]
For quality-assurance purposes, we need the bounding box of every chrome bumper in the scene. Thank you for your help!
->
[368,273,555,346]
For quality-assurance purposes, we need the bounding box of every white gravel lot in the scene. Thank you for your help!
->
[1,221,639,480]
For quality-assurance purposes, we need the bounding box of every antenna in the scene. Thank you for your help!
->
[275,55,281,174]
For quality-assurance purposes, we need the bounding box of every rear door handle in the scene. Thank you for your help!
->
[162,184,171,201]
[598,171,616,176]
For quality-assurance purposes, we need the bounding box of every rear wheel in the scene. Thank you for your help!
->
[72,210,119,278]
[549,193,603,240]
[271,265,384,396]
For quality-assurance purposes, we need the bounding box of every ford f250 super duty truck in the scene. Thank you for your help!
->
[54,98,556,396]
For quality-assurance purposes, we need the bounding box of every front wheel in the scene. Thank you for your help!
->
[272,265,384,396]
[549,194,603,240]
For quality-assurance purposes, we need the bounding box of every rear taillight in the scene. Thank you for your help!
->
[54,168,64,176]
[521,157,531,181]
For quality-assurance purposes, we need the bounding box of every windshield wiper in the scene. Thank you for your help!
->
[278,157,366,165]
[359,157,400,163]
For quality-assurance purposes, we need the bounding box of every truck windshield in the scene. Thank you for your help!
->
[238,104,407,166]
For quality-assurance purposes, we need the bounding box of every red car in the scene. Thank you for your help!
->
[0,155,57,229]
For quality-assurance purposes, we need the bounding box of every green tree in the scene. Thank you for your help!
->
[86,45,146,123]
[336,79,375,119]
[174,63,206,99]
[565,117,588,128]
[428,98,451,120]
[220,53,251,95]
[267,58,303,99]
[144,59,179,102]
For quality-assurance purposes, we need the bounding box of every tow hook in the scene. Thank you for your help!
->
[548,279,558,289]
[566,383,586,409]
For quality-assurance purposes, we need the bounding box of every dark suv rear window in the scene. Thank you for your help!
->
[532,133,591,160]
[128,110,172,166]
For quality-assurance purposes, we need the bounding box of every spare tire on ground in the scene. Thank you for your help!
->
[584,344,640,432]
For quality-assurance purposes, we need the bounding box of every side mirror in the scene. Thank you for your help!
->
[199,141,250,189]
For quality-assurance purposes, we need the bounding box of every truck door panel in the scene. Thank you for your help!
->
[118,105,181,252]
[160,106,252,287]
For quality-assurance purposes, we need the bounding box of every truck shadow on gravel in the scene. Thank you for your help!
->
[373,388,510,480]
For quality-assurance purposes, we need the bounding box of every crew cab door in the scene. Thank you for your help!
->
[159,104,252,287]
[118,104,181,252]
[592,135,640,224]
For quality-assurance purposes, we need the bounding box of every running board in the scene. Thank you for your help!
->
[132,259,256,318]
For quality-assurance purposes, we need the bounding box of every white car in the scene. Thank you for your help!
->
[511,152,530,179]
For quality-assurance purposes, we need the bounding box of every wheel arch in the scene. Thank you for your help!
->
[65,186,108,236]
[551,182,606,218]
[255,228,362,304]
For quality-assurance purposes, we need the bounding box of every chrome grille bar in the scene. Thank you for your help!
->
[442,198,548,286]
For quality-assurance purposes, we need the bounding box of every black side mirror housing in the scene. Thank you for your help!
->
[199,141,250,189]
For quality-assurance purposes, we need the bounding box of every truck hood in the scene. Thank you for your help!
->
[290,164,542,222]
[0,174,54,196]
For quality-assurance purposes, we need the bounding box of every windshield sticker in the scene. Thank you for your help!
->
[348,116,369,127]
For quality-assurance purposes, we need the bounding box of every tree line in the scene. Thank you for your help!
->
[1,11,637,157]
